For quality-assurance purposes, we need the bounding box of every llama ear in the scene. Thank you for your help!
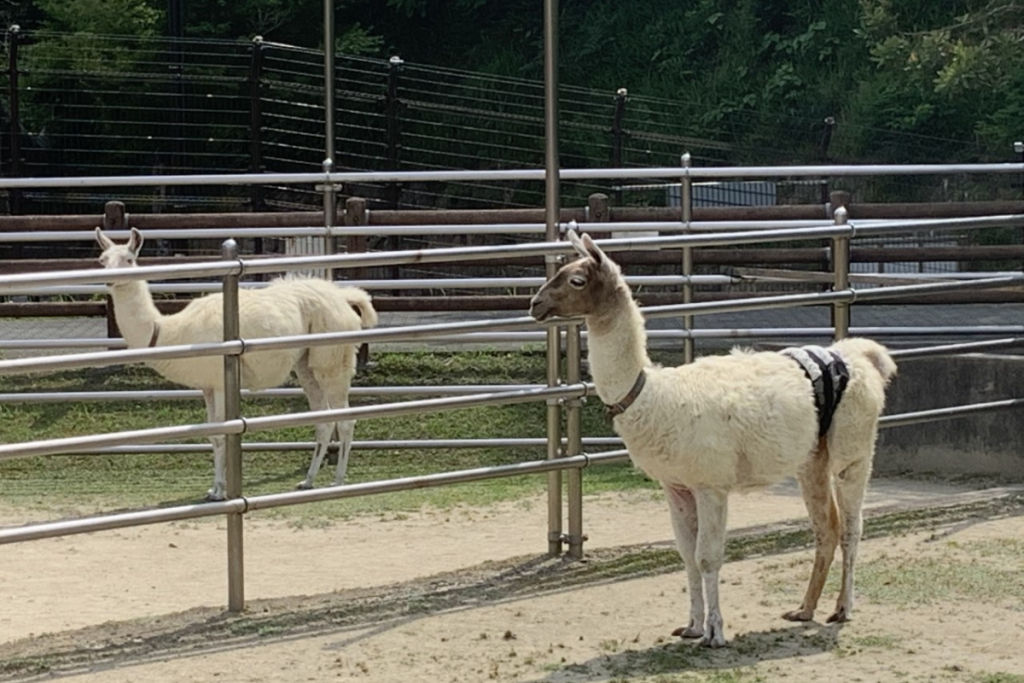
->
[579,233,605,267]
[128,227,144,255]
[95,227,114,251]
[566,226,590,259]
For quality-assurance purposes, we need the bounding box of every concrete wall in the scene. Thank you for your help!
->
[875,354,1024,478]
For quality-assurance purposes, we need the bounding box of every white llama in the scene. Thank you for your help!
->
[96,227,378,501]
[530,229,896,647]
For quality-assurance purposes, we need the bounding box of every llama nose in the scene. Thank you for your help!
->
[528,297,548,321]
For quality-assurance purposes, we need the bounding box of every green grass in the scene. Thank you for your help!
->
[0,350,659,520]
[824,541,1024,610]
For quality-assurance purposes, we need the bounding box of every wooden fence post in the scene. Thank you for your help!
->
[103,201,128,342]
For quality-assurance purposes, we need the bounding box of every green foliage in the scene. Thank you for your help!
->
[849,0,1024,159]
[7,0,1024,178]
[35,0,160,36]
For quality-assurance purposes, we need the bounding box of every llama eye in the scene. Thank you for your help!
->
[569,276,586,288]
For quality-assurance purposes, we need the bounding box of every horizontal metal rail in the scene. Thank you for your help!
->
[0,383,591,461]
[889,337,1024,360]
[0,219,893,242]
[6,268,1015,297]
[3,275,1022,377]
[4,390,1023,545]
[0,385,551,403]
[879,398,1024,428]
[4,326,1024,356]
[9,437,627,456]
[0,450,631,545]
[3,214,1023,293]
[0,274,736,297]
[1,162,1022,190]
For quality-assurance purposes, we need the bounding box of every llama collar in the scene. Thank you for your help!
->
[605,370,647,419]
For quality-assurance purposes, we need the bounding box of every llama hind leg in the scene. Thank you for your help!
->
[294,362,332,490]
[784,441,840,622]
[203,389,228,502]
[693,488,729,648]
[331,411,355,485]
[830,457,872,623]
[663,483,705,640]
[324,381,354,485]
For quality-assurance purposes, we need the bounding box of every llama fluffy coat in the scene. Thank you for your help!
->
[97,227,376,500]
[530,228,896,647]
[616,338,893,493]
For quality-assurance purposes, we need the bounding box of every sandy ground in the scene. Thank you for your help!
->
[2,478,1024,682]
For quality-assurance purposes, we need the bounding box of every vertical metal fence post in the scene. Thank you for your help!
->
[543,0,563,558]
[248,36,266,217]
[817,116,836,204]
[322,0,338,279]
[221,239,245,612]
[6,25,23,215]
[680,153,695,364]
[385,56,404,210]
[385,56,404,283]
[321,158,337,281]
[611,88,627,206]
[102,202,128,344]
[831,206,851,340]
[565,321,584,559]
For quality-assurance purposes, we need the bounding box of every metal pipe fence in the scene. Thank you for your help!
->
[2,167,1024,615]
[2,162,1024,190]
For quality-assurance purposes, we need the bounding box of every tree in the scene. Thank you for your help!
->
[847,0,1024,161]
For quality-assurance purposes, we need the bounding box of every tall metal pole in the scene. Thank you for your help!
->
[221,239,245,612]
[681,153,695,364]
[543,0,563,558]
[7,25,23,214]
[565,321,584,559]
[832,207,851,340]
[322,0,337,278]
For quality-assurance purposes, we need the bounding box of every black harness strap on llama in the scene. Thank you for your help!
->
[781,345,850,438]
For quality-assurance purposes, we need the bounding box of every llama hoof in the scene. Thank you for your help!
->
[204,491,226,503]
[826,607,850,624]
[698,632,727,649]
[671,624,704,639]
[295,481,314,491]
[782,608,815,622]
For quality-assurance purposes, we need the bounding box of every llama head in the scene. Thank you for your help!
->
[96,226,144,271]
[529,228,623,322]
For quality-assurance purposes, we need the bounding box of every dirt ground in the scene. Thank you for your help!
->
[2,478,1024,682]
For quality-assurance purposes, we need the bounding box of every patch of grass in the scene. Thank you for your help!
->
[0,352,658,520]
[834,632,903,658]
[831,552,1024,609]
[977,675,1024,683]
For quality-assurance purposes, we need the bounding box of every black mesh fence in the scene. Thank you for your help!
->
[1,29,1020,220]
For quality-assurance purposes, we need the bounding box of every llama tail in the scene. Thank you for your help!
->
[339,286,378,329]
[833,337,897,384]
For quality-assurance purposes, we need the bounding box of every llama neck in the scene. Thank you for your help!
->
[585,288,651,406]
[108,279,163,348]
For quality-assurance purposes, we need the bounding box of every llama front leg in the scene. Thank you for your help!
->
[693,488,729,648]
[784,444,840,622]
[663,483,705,639]
[202,388,228,502]
[830,457,872,623]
